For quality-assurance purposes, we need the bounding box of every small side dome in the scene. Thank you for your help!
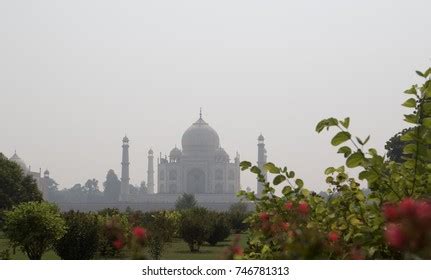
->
[258,134,265,141]
[148,148,154,155]
[44,169,50,177]
[123,135,129,143]
[169,147,182,162]
[215,147,229,162]
[9,152,28,172]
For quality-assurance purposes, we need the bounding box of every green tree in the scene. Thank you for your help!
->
[54,211,99,260]
[179,207,210,252]
[175,193,198,210]
[103,170,121,202]
[0,153,42,211]
[3,201,66,260]
[206,212,231,246]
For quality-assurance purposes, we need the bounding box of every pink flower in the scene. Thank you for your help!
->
[416,201,431,223]
[259,212,270,222]
[298,202,310,215]
[399,198,417,216]
[284,202,294,211]
[383,203,399,221]
[113,239,124,250]
[385,223,406,249]
[328,231,340,242]
[281,222,290,231]
[231,246,244,256]
[132,226,147,240]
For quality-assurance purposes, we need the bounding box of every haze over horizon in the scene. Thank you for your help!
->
[1,0,430,192]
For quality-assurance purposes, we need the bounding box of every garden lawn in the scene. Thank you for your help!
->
[0,232,247,260]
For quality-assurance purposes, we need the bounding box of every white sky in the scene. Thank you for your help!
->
[0,0,430,192]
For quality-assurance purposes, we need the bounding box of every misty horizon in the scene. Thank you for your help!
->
[1,0,430,192]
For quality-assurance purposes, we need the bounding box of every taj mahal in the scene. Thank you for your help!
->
[8,111,268,209]
[118,110,268,205]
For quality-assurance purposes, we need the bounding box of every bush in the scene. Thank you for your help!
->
[97,214,130,259]
[54,211,99,260]
[148,234,164,260]
[3,201,66,260]
[228,202,250,233]
[238,67,431,260]
[206,212,231,246]
[175,193,197,210]
[179,207,210,252]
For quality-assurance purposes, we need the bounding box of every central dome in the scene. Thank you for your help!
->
[182,117,220,152]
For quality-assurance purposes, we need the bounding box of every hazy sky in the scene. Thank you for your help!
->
[1,0,430,192]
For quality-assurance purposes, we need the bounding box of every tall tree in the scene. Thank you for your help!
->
[103,170,121,202]
[0,153,42,211]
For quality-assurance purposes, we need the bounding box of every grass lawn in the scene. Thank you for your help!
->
[0,232,247,260]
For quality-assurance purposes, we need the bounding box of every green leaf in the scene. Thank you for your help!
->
[404,114,418,124]
[416,70,425,77]
[400,131,415,142]
[287,171,295,178]
[340,117,350,129]
[404,86,417,95]
[263,162,280,174]
[324,167,336,175]
[403,143,416,155]
[240,161,252,170]
[250,166,261,174]
[273,175,286,185]
[315,118,339,133]
[295,179,304,188]
[424,67,431,78]
[359,170,379,183]
[346,152,364,168]
[331,131,351,146]
[423,117,431,128]
[402,98,416,108]
[363,135,370,145]
[337,146,352,158]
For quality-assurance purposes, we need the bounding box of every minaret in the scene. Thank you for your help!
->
[257,134,267,195]
[120,135,130,201]
[147,148,155,194]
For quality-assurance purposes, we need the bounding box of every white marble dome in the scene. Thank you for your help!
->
[181,117,220,152]
[9,152,28,172]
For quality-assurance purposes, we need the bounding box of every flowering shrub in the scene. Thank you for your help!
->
[97,214,130,258]
[383,198,431,258]
[239,67,431,260]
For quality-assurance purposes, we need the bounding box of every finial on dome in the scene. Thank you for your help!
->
[199,107,202,119]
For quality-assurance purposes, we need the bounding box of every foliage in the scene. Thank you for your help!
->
[54,211,99,260]
[0,249,11,260]
[179,207,210,252]
[127,210,180,242]
[3,201,66,260]
[385,128,414,163]
[239,67,431,260]
[206,212,232,246]
[148,234,165,260]
[228,202,250,233]
[97,214,130,258]
[175,193,198,210]
[0,153,42,211]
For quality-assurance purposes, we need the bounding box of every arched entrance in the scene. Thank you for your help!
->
[186,168,206,194]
